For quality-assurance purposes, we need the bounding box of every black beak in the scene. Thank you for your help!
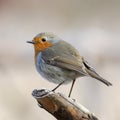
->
[27,41,35,44]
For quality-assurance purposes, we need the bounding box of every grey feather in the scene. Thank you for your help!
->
[40,39,112,86]
[83,59,112,86]
[41,40,88,76]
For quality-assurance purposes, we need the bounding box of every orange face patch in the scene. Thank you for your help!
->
[33,36,53,56]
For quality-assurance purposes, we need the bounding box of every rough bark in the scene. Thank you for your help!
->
[32,89,99,120]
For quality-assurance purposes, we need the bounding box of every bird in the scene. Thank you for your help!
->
[27,32,112,97]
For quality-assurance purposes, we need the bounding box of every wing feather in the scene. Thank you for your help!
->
[43,55,88,76]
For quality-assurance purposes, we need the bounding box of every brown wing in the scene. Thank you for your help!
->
[44,55,88,76]
[41,40,88,76]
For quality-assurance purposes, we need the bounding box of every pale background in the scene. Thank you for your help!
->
[0,0,120,120]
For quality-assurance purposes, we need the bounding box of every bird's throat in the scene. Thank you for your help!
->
[34,41,53,58]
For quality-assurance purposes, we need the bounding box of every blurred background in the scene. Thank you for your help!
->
[0,0,120,120]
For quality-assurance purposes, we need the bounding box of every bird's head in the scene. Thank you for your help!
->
[27,32,60,56]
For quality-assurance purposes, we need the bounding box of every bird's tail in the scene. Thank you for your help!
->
[83,60,112,86]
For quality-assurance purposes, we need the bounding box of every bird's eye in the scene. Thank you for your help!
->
[41,37,47,42]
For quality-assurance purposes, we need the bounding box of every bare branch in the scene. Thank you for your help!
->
[32,89,99,120]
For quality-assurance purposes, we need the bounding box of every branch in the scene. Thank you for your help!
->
[32,89,99,120]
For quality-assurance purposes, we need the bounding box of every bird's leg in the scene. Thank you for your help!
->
[52,81,65,91]
[68,79,76,97]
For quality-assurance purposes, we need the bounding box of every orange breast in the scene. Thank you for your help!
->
[34,41,53,58]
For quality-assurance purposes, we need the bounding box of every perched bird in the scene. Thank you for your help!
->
[27,32,112,97]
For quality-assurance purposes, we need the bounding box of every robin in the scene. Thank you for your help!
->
[27,32,112,97]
